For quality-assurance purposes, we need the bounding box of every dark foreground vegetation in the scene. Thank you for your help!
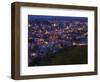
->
[29,45,87,66]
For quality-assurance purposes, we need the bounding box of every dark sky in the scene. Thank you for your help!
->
[28,15,88,22]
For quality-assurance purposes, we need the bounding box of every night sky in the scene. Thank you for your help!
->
[28,15,88,22]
